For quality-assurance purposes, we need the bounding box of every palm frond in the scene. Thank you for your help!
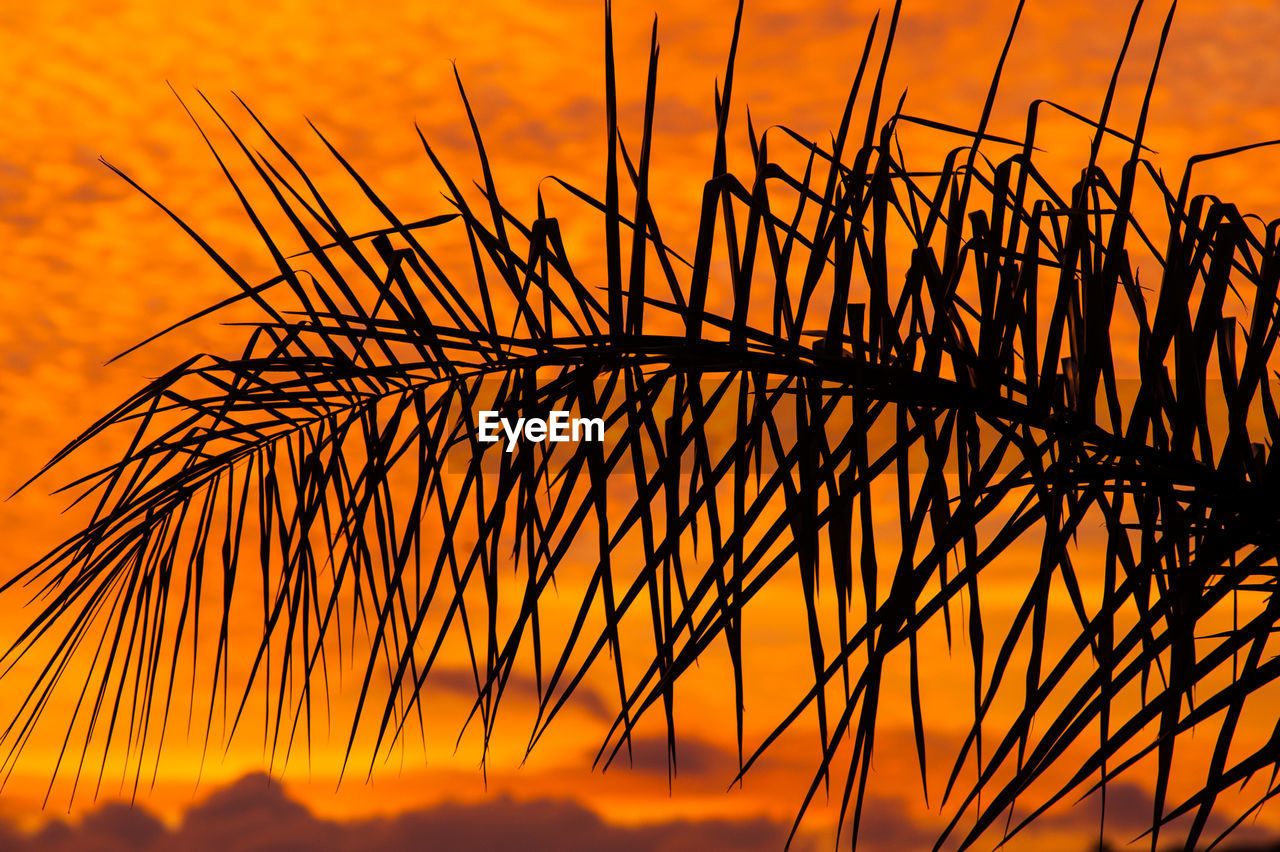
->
[7,2,1280,849]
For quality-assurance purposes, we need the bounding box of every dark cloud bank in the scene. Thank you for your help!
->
[2,770,1278,851]
[0,773,816,852]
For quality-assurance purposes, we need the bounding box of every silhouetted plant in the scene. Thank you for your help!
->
[6,1,1280,850]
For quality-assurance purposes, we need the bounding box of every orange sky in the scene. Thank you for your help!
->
[4,1,1280,850]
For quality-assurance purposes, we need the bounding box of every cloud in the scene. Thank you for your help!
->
[428,665,616,724]
[843,795,944,852]
[2,773,816,852]
[599,732,736,777]
[1013,780,1280,852]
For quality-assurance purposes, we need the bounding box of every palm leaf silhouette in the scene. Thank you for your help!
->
[6,1,1280,849]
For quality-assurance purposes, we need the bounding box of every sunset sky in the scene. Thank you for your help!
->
[4,1,1280,849]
